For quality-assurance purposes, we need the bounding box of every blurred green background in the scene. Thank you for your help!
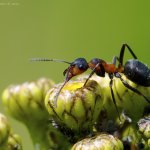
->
[0,0,150,149]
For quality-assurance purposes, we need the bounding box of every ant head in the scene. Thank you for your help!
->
[64,58,89,81]
[71,58,89,71]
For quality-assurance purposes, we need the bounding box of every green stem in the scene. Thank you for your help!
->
[26,121,50,150]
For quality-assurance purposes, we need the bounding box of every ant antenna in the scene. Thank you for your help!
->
[31,58,72,65]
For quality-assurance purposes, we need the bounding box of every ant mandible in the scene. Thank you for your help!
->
[32,44,150,120]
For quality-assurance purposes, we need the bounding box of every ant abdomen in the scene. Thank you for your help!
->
[124,59,150,87]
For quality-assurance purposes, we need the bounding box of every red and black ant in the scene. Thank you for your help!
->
[32,44,150,120]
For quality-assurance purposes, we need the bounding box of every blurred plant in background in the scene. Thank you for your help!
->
[0,113,22,150]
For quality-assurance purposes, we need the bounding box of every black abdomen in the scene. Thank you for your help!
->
[124,59,150,87]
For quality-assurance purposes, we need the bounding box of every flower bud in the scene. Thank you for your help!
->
[45,80,103,131]
[7,133,22,150]
[121,124,142,149]
[0,113,10,147]
[71,133,123,150]
[138,117,150,139]
[0,113,22,150]
[2,78,54,123]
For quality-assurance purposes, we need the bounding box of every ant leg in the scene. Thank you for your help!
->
[112,56,119,66]
[108,74,121,121]
[83,69,95,87]
[115,72,150,104]
[119,44,138,66]
[83,63,100,87]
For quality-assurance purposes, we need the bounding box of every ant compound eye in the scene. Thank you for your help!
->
[78,64,86,70]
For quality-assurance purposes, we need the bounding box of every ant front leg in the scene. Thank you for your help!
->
[83,63,100,87]
[108,73,121,121]
[119,44,137,66]
[83,69,95,87]
[114,72,150,104]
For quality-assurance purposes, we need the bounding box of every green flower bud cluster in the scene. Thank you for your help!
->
[0,113,22,150]
[45,75,150,149]
[1,75,150,150]
[2,78,70,150]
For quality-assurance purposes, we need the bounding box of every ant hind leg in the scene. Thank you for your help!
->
[115,72,150,104]
[119,44,138,66]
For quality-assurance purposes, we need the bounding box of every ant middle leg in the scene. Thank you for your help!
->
[83,63,100,87]
[114,72,150,104]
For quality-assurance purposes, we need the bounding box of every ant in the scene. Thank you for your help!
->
[31,44,150,120]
